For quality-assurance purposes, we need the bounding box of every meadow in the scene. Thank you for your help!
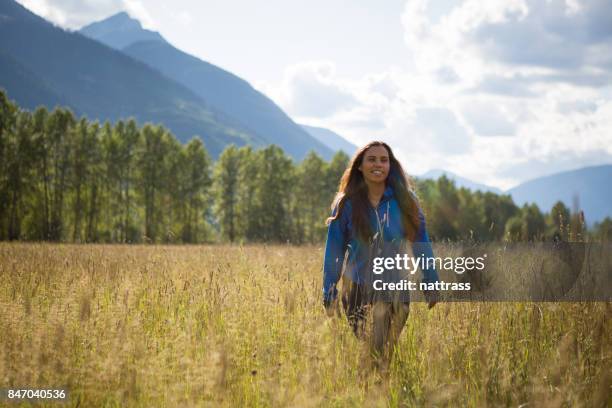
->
[1,243,609,407]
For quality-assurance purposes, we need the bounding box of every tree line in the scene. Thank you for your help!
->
[1,90,610,243]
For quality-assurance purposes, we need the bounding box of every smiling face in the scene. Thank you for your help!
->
[358,145,390,185]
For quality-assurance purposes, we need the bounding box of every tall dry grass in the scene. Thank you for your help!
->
[0,243,610,407]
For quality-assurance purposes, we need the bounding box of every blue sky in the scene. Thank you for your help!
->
[16,0,612,190]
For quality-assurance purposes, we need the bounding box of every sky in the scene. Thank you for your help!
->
[16,0,612,190]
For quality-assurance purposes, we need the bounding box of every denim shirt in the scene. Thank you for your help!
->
[322,185,439,303]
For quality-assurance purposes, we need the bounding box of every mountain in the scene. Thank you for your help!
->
[419,169,502,194]
[0,0,266,157]
[80,13,333,161]
[0,50,68,110]
[300,124,356,155]
[79,12,165,50]
[507,165,612,224]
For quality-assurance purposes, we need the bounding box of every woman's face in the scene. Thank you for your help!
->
[358,145,390,185]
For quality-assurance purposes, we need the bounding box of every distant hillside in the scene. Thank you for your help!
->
[0,50,67,110]
[300,124,356,155]
[80,13,333,160]
[419,169,502,194]
[0,0,262,157]
[507,165,612,224]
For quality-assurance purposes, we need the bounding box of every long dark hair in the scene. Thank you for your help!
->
[326,141,420,242]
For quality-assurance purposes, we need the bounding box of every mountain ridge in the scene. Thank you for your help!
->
[0,0,261,157]
[80,12,334,160]
[506,164,612,224]
[79,12,166,49]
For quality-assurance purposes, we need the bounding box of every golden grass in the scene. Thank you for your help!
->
[0,243,610,407]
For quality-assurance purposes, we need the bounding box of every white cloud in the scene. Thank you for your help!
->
[460,100,516,136]
[262,61,359,118]
[261,0,612,189]
[556,99,598,114]
[400,107,472,154]
[402,0,612,86]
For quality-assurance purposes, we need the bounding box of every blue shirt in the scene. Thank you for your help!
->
[322,185,439,303]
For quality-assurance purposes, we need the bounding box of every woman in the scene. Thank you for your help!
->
[322,141,439,365]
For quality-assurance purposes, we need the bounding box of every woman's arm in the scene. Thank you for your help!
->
[322,203,349,307]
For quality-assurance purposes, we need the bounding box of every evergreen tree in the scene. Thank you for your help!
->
[591,217,612,242]
[84,122,103,242]
[160,134,183,243]
[24,107,50,240]
[414,178,436,217]
[0,91,19,240]
[523,203,546,241]
[116,120,141,242]
[295,151,327,243]
[179,138,212,243]
[428,175,460,241]
[3,112,35,239]
[68,118,100,242]
[137,124,172,243]
[250,145,294,242]
[504,204,546,241]
[44,108,76,241]
[213,144,241,242]
[100,121,121,241]
[504,215,523,241]
[236,146,258,241]
[479,192,519,241]
[456,187,485,241]
[549,200,571,239]
[324,150,350,207]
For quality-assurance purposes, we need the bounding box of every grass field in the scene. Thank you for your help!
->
[1,243,610,407]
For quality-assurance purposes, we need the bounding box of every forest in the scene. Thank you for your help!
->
[1,90,611,244]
